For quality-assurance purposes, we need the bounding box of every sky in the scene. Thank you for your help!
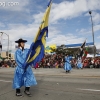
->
[0,0,100,52]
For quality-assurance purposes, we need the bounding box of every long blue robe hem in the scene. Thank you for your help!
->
[64,56,72,71]
[12,48,37,89]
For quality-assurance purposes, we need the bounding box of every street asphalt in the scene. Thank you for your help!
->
[0,68,100,100]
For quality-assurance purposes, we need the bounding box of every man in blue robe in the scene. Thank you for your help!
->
[64,55,72,73]
[77,57,83,69]
[13,38,37,97]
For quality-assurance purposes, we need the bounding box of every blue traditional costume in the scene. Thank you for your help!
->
[64,55,72,73]
[13,38,37,97]
[77,58,83,69]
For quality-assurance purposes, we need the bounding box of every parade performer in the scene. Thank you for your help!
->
[13,0,52,97]
[64,55,72,73]
[77,57,83,69]
[13,38,37,97]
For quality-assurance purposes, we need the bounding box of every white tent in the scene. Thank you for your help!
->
[87,54,94,57]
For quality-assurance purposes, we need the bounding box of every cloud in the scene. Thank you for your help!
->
[0,0,100,25]
[0,22,40,52]
[92,12,100,24]
[33,12,44,24]
[0,22,5,27]
[87,0,100,10]
[32,0,88,24]
[0,22,61,49]
[85,11,100,25]
[0,0,100,51]
[0,22,61,47]
[1,32,31,52]
[78,28,91,35]
[78,24,100,35]
[97,36,100,39]
[48,27,61,38]
[94,24,100,32]
[0,0,33,24]
[1,23,40,41]
[0,0,29,12]
[96,43,100,49]
[31,0,100,26]
[50,0,100,23]
[1,22,85,51]
[46,33,85,46]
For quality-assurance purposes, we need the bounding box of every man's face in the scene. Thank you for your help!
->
[20,42,25,48]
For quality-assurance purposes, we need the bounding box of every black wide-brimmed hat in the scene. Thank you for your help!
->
[15,38,27,43]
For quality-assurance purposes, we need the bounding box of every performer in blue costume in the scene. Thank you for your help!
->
[13,38,37,97]
[77,58,83,69]
[64,55,72,73]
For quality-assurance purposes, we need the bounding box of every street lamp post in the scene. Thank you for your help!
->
[3,39,12,52]
[0,32,9,58]
[89,11,95,58]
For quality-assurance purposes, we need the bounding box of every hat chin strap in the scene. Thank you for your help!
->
[22,47,24,51]
[19,46,24,51]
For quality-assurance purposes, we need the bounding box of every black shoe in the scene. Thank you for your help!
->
[24,91,32,97]
[16,93,23,97]
[68,70,70,73]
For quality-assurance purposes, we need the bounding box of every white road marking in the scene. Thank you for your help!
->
[0,80,12,83]
[77,88,100,92]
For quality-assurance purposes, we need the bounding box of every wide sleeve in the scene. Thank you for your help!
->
[69,56,72,61]
[25,49,29,55]
[15,50,25,68]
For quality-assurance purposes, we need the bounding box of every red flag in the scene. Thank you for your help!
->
[82,47,88,62]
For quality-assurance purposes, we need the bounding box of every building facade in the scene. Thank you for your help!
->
[0,51,15,60]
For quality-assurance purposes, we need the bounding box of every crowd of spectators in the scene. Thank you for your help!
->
[82,57,100,68]
[37,54,100,69]
[0,53,100,69]
[37,54,64,68]
[0,60,16,68]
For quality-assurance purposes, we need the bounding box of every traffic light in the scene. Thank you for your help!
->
[9,53,11,57]
[0,44,2,50]
[6,52,8,56]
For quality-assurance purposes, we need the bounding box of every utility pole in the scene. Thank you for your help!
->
[89,11,95,58]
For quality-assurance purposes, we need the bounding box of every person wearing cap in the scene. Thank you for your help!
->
[13,38,37,97]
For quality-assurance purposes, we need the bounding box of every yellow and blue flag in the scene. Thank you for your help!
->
[24,0,52,69]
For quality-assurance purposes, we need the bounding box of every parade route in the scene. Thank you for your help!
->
[0,68,100,100]
[0,68,100,78]
[1,0,100,100]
